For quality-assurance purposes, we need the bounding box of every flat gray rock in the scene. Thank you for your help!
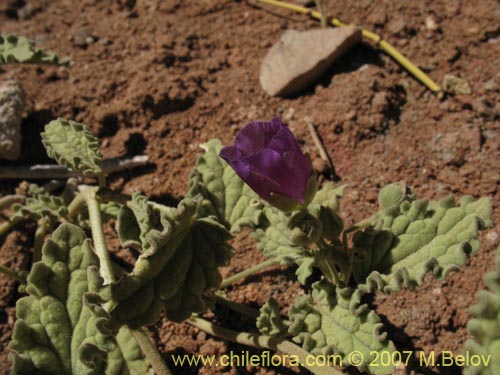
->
[260,27,362,97]
[0,80,24,160]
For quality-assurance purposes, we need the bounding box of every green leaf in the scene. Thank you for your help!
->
[9,224,112,375]
[11,194,67,221]
[288,281,396,374]
[111,198,232,326]
[352,188,492,293]
[106,326,151,375]
[464,246,500,375]
[256,298,287,337]
[252,206,306,263]
[42,118,102,175]
[187,139,263,233]
[9,223,150,375]
[311,183,345,211]
[0,35,70,65]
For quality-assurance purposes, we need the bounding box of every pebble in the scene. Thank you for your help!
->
[442,74,472,95]
[259,28,362,97]
[425,15,439,31]
[71,26,96,47]
[371,91,388,113]
[483,79,497,92]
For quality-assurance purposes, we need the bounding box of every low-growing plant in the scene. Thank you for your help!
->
[0,117,494,375]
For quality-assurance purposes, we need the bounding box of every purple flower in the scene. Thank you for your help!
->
[220,117,316,211]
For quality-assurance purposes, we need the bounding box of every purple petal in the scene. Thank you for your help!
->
[268,127,303,155]
[233,118,284,156]
[219,145,240,163]
[243,148,308,202]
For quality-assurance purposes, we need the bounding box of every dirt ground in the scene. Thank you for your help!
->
[1,0,500,374]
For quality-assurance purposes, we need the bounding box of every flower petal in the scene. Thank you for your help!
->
[243,148,307,202]
[268,127,303,155]
[219,145,241,163]
[233,118,284,156]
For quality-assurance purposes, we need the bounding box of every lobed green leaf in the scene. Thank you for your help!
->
[464,246,500,375]
[288,281,396,374]
[187,139,263,233]
[41,118,102,176]
[256,298,288,337]
[111,197,232,326]
[9,223,148,374]
[0,35,70,65]
[11,194,67,221]
[352,183,492,293]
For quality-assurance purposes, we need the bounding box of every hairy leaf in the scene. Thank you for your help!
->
[253,206,306,263]
[289,281,396,374]
[9,224,109,374]
[256,298,287,337]
[0,34,70,65]
[254,183,346,283]
[42,118,102,175]
[464,246,500,375]
[352,184,491,293]
[111,198,232,326]
[11,194,67,221]
[311,183,345,212]
[106,326,151,375]
[187,139,263,233]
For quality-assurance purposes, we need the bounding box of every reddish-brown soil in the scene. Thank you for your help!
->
[1,0,500,374]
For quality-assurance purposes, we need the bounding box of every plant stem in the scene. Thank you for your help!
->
[188,317,343,375]
[67,192,87,221]
[0,155,149,180]
[0,265,26,284]
[33,217,51,263]
[132,328,173,375]
[84,188,116,284]
[220,258,280,289]
[0,195,25,211]
[314,0,328,28]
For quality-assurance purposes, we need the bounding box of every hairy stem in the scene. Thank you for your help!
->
[84,188,116,284]
[188,317,343,375]
[0,195,25,211]
[0,265,26,284]
[220,258,280,289]
[33,217,51,263]
[132,328,173,375]
[67,192,87,221]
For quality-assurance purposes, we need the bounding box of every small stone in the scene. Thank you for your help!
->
[371,91,388,113]
[259,28,362,97]
[425,15,439,31]
[442,74,472,95]
[483,79,497,92]
[0,80,24,160]
[387,17,406,35]
[485,230,499,246]
[71,26,95,47]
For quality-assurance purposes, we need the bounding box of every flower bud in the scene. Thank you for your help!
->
[288,209,323,247]
[219,117,317,211]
